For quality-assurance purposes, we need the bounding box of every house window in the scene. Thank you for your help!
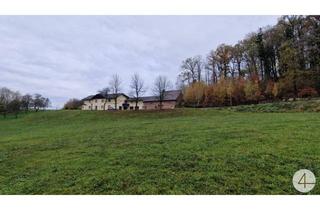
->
[95,106,97,110]
[101,105,104,109]
[108,99,111,102]
[119,106,122,110]
[95,99,97,103]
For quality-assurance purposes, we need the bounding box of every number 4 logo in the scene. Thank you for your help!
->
[298,173,316,188]
[293,169,316,193]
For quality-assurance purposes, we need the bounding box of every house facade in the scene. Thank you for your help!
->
[81,90,182,111]
[82,93,144,110]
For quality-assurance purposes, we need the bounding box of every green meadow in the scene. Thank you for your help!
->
[0,103,319,194]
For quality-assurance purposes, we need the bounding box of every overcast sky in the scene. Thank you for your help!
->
[0,16,279,108]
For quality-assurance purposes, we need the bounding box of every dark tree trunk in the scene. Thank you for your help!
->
[115,97,117,110]
[237,61,242,77]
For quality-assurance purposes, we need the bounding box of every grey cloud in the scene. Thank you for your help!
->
[0,16,278,108]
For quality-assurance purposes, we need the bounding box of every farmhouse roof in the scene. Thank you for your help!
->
[82,90,181,102]
[82,93,129,101]
[105,93,129,99]
[81,95,94,101]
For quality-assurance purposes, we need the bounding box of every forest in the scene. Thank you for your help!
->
[179,15,320,107]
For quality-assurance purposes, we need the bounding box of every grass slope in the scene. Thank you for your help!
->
[227,98,320,112]
[0,107,319,194]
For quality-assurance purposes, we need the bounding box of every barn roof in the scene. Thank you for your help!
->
[141,90,182,102]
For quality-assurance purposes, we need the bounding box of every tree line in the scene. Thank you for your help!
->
[178,15,320,107]
[0,87,50,118]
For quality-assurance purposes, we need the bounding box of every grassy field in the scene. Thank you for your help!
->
[0,104,319,194]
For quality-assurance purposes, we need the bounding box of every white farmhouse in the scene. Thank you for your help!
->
[82,93,143,110]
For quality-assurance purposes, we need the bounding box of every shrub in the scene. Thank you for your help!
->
[213,79,228,106]
[265,81,275,100]
[244,79,261,102]
[203,85,215,107]
[183,82,206,107]
[64,98,83,110]
[298,87,318,98]
[272,82,279,99]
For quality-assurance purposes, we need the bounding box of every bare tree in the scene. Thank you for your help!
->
[8,96,22,118]
[109,74,122,110]
[33,94,50,111]
[33,94,42,112]
[206,50,218,84]
[99,87,110,110]
[180,56,203,84]
[0,87,50,117]
[195,56,204,82]
[130,73,146,110]
[21,94,33,112]
[214,44,233,78]
[153,75,172,109]
[99,87,110,96]
[0,87,20,118]
[232,42,245,78]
